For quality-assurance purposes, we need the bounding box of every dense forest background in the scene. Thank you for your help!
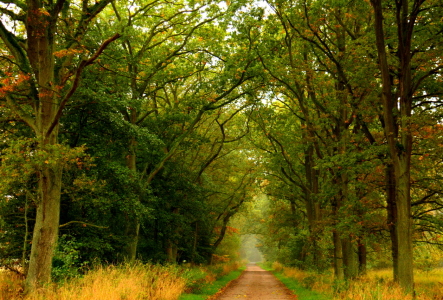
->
[1,0,443,294]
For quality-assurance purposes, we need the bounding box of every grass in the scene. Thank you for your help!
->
[272,271,331,300]
[1,263,186,300]
[0,261,245,300]
[260,262,331,300]
[179,265,245,300]
[339,268,443,300]
[332,268,443,300]
[263,262,443,300]
[0,270,23,300]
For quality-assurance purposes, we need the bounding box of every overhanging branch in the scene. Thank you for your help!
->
[45,33,121,138]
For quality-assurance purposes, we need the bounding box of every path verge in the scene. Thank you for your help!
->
[260,264,331,300]
[179,267,245,300]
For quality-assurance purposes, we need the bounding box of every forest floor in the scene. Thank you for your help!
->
[214,264,297,300]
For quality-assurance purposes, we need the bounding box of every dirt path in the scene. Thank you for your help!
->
[214,264,296,300]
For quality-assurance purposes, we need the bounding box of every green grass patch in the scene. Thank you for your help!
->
[260,264,331,300]
[179,267,245,300]
[273,272,331,300]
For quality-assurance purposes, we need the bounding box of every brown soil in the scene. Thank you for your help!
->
[214,264,297,300]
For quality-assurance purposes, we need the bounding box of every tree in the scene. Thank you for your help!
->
[370,0,443,291]
[255,0,382,278]
[0,0,120,292]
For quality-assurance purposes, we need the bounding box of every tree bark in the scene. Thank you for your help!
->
[332,230,344,280]
[24,1,60,291]
[386,164,399,280]
[123,218,140,263]
[370,0,415,292]
[357,239,367,276]
[166,240,178,263]
[123,122,140,262]
[342,235,358,279]
[191,222,199,264]
[165,207,180,263]
[304,144,322,268]
[26,164,62,292]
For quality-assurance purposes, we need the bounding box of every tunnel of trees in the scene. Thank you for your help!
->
[1,0,442,294]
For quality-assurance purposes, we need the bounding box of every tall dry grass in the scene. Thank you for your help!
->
[181,261,245,294]
[220,261,243,276]
[0,270,24,300]
[275,265,443,300]
[272,261,284,273]
[1,264,186,300]
[335,278,415,300]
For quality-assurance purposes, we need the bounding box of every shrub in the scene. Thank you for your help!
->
[272,261,284,272]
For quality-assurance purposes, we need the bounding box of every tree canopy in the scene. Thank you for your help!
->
[1,0,443,295]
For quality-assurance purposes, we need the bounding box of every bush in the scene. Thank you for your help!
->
[272,261,284,272]
[302,275,317,289]
[180,261,243,295]
[181,267,210,293]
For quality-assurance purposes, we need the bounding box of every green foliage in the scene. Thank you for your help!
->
[179,266,245,300]
[180,267,208,294]
[0,192,33,268]
[261,264,331,300]
[1,0,443,293]
[52,235,89,281]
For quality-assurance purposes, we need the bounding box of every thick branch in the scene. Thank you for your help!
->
[0,21,29,71]
[59,221,108,229]
[45,33,121,138]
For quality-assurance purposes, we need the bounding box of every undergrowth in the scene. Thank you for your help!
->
[264,261,443,300]
[179,261,245,300]
[0,261,244,300]
[260,262,331,300]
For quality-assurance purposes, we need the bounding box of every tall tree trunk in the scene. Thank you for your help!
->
[342,235,358,279]
[332,185,344,280]
[357,239,367,276]
[24,2,60,291]
[337,172,358,280]
[386,164,399,280]
[371,0,415,291]
[333,21,356,280]
[123,129,140,262]
[166,240,178,263]
[332,230,344,280]
[166,207,180,263]
[123,219,140,262]
[26,163,62,292]
[191,222,199,264]
[395,156,413,290]
[304,144,322,268]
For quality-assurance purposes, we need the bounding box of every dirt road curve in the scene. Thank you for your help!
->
[215,264,296,300]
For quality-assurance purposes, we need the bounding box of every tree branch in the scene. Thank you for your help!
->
[5,94,37,133]
[45,33,121,138]
[0,21,29,70]
[59,221,108,229]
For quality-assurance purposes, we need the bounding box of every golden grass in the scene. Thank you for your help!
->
[272,261,284,273]
[0,271,24,300]
[359,268,443,299]
[283,267,307,282]
[335,279,415,300]
[276,265,443,300]
[1,264,186,300]
[221,261,243,276]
